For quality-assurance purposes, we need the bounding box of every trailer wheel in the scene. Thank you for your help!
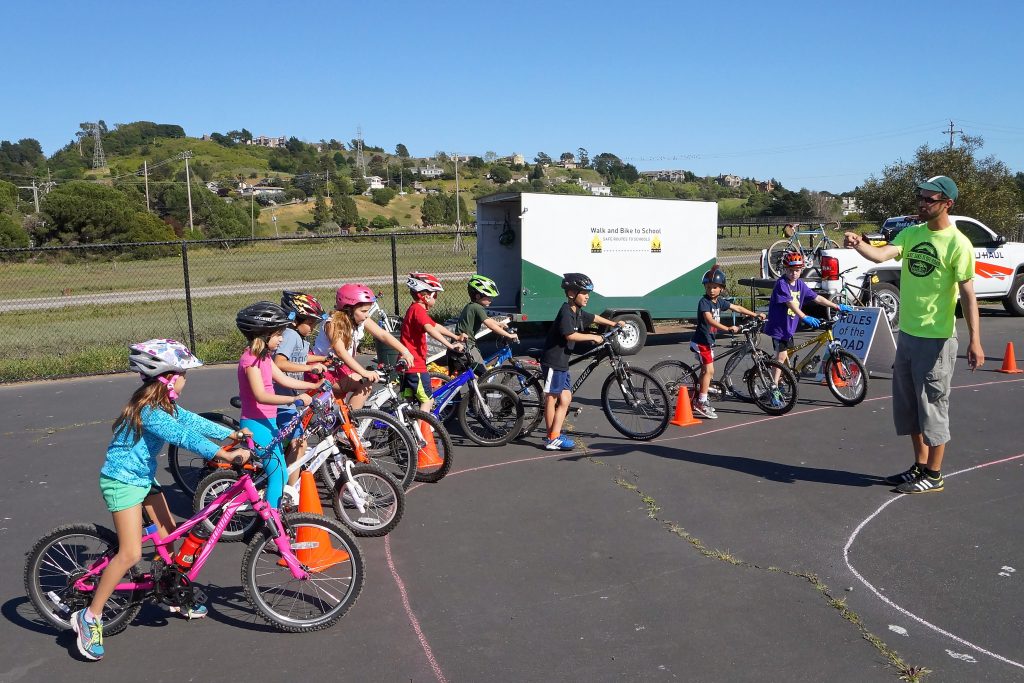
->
[611,313,646,356]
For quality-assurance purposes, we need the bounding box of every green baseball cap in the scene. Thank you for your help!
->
[916,175,958,201]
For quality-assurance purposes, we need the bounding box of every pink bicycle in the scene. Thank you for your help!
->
[24,422,364,634]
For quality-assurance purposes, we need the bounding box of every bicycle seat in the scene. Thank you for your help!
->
[230,396,242,409]
[524,347,544,360]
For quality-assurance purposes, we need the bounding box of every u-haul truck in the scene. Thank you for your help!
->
[475,192,717,354]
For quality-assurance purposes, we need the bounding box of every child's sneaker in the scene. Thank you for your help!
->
[885,463,923,485]
[769,388,785,409]
[167,603,208,620]
[545,436,576,451]
[70,608,104,660]
[896,473,944,494]
[693,400,717,419]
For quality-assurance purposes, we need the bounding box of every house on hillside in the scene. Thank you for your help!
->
[577,178,611,196]
[410,166,444,178]
[247,135,287,148]
[641,169,688,183]
[756,179,776,193]
[841,197,862,215]
[717,174,742,188]
[363,176,385,191]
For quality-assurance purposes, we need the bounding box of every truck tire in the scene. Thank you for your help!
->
[611,313,647,356]
[1003,273,1024,316]
[870,282,900,331]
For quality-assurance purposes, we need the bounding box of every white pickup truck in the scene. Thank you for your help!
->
[760,215,1024,330]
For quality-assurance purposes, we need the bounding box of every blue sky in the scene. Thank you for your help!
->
[4,0,1022,193]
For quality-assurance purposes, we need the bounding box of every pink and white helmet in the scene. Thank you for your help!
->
[129,339,203,378]
[406,272,444,293]
[336,283,376,309]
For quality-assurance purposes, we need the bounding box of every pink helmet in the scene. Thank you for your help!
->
[336,283,376,309]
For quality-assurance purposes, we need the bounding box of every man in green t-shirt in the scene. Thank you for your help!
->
[455,274,519,373]
[843,175,984,494]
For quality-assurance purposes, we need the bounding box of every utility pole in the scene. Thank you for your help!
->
[251,189,255,239]
[453,151,463,252]
[31,181,39,213]
[182,151,195,233]
[143,160,151,212]
[942,120,963,149]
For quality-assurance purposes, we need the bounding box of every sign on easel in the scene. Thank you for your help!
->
[815,307,896,380]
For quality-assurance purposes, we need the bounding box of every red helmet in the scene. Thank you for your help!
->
[336,283,376,309]
[783,251,805,269]
[407,272,444,293]
[281,291,327,320]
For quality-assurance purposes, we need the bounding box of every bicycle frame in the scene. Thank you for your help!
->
[430,369,483,418]
[72,472,310,601]
[783,318,845,378]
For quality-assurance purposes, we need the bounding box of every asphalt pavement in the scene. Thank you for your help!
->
[1,307,1023,682]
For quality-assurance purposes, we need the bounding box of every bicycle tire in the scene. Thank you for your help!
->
[745,359,799,416]
[349,408,418,489]
[600,367,671,440]
[24,523,142,635]
[241,512,363,633]
[766,239,794,278]
[457,382,525,446]
[167,411,239,497]
[648,359,699,401]
[331,463,405,536]
[824,349,868,406]
[481,366,544,438]
[192,470,261,543]
[405,408,455,483]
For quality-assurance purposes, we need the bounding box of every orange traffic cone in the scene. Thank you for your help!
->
[416,420,444,469]
[669,385,702,427]
[997,342,1024,374]
[280,470,349,572]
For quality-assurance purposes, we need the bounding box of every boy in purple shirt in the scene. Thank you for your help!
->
[764,251,851,388]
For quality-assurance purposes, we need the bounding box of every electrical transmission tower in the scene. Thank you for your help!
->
[355,125,366,178]
[80,123,107,168]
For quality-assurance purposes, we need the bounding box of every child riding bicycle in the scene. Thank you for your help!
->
[456,274,519,374]
[764,251,852,386]
[400,273,465,411]
[72,340,251,661]
[691,267,764,419]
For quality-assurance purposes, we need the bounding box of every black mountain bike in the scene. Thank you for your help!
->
[487,327,671,441]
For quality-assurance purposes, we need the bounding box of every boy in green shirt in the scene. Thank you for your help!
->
[455,274,519,373]
[844,175,984,494]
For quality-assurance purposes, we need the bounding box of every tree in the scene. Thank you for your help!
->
[395,143,410,158]
[489,165,512,184]
[352,177,368,195]
[0,213,29,249]
[559,152,575,163]
[0,179,18,214]
[420,194,446,226]
[371,187,397,206]
[534,152,552,165]
[332,195,359,228]
[369,214,392,230]
[856,134,1022,233]
[312,193,330,225]
[577,147,590,168]
[483,151,497,163]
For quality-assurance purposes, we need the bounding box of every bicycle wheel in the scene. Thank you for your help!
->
[600,367,671,440]
[766,239,794,278]
[24,523,142,635]
[406,408,455,483]
[745,359,799,416]
[481,367,544,438]
[167,411,239,497]
[457,382,524,446]
[241,512,363,633]
[331,463,405,536]
[192,470,260,543]
[824,349,868,406]
[349,408,418,489]
[649,359,699,402]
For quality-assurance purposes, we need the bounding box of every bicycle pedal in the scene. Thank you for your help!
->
[572,407,583,417]
[192,588,208,605]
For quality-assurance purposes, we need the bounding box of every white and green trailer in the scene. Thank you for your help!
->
[474,192,717,354]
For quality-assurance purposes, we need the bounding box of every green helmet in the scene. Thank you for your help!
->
[468,274,499,298]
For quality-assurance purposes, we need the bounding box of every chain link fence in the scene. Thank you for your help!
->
[0,231,477,382]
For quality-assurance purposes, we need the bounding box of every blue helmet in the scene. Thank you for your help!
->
[702,267,726,287]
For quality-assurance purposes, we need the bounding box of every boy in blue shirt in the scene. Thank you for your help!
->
[691,267,763,419]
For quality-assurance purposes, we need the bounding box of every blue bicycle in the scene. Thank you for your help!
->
[428,350,524,447]
[478,334,544,438]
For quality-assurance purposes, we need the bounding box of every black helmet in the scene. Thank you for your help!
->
[236,301,291,335]
[561,272,594,292]
[701,267,727,287]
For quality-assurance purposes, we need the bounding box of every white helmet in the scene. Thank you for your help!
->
[129,339,203,378]
[406,272,444,293]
